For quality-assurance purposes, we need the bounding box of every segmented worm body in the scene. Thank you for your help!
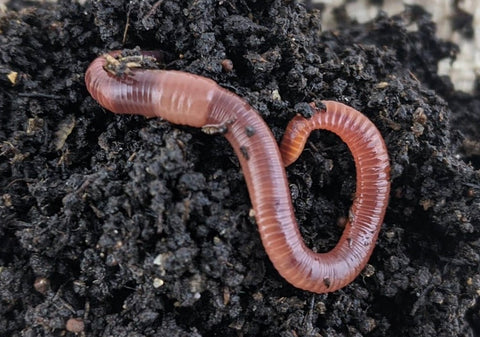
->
[85,51,390,293]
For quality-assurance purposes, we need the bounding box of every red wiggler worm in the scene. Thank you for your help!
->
[85,51,390,293]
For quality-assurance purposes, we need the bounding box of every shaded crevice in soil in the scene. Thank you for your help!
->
[1,0,479,336]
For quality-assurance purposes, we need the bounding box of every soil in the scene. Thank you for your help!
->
[1,0,479,336]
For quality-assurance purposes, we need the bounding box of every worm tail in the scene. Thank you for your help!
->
[278,101,390,291]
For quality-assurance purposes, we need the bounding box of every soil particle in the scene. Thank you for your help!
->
[1,0,479,336]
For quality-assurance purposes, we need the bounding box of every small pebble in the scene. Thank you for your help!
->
[66,317,85,333]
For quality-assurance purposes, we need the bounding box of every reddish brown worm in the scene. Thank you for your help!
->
[85,51,390,293]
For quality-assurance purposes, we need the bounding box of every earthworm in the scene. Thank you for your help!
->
[85,51,390,293]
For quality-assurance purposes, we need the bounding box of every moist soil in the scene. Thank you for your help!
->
[1,0,479,336]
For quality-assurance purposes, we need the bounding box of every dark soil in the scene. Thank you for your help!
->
[1,0,479,336]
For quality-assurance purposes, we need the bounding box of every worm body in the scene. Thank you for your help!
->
[85,52,390,293]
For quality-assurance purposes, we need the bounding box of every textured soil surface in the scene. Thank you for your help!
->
[1,0,480,336]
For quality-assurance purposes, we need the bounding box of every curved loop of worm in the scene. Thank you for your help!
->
[85,51,390,293]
